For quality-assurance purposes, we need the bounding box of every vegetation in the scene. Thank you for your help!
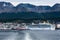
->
[0,11,60,22]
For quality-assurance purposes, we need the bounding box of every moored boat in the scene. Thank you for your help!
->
[27,23,55,30]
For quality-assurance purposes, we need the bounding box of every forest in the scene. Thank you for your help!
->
[0,11,60,22]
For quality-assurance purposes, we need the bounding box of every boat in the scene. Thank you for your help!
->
[27,23,55,30]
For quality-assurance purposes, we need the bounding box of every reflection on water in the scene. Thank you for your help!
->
[16,31,26,40]
[24,33,32,40]
[0,30,33,40]
[0,30,60,40]
[4,32,18,40]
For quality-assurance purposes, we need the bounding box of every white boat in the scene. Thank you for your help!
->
[27,23,55,30]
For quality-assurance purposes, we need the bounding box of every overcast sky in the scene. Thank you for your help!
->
[0,0,60,6]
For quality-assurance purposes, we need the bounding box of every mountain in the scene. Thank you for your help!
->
[35,6,51,13]
[14,3,60,13]
[16,3,36,12]
[16,3,51,13]
[0,2,15,13]
[0,2,60,13]
[52,3,60,12]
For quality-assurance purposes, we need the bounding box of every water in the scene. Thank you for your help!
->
[0,30,60,40]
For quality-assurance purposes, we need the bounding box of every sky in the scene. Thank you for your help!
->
[0,0,60,6]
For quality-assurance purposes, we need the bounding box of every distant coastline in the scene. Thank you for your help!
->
[0,2,60,23]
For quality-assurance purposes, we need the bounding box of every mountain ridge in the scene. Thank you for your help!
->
[0,2,60,13]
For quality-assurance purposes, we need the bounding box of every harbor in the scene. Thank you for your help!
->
[0,21,58,30]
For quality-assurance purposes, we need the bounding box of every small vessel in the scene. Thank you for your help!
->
[12,23,28,30]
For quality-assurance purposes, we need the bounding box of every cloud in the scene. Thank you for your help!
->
[0,0,60,6]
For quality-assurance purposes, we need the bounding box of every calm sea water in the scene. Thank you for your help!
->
[0,30,60,40]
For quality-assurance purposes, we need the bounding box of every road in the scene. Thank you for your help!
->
[0,30,60,40]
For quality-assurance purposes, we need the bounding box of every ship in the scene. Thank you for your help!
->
[26,22,55,30]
